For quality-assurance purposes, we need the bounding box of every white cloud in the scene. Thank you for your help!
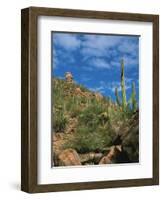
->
[52,50,58,69]
[108,48,119,57]
[53,33,81,50]
[88,76,135,97]
[89,81,120,95]
[53,47,75,67]
[89,86,105,93]
[82,35,122,50]
[81,35,139,70]
[99,79,132,94]
[110,61,120,68]
[81,35,123,59]
[80,77,92,82]
[125,77,133,84]
[111,84,131,93]
[88,58,111,69]
[123,56,138,66]
[81,47,106,59]
[118,40,138,55]
[53,33,139,70]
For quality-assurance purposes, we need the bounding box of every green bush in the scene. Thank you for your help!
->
[63,125,115,153]
[53,111,67,132]
[78,103,107,128]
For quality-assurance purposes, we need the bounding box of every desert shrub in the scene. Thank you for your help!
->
[78,103,106,125]
[64,101,115,153]
[64,96,81,117]
[63,125,115,153]
[78,84,89,92]
[107,104,131,125]
[70,103,81,118]
[53,111,67,132]
[69,108,78,118]
[64,97,74,112]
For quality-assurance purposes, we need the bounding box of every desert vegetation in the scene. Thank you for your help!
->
[52,59,139,166]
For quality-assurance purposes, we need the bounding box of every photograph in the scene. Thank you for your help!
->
[21,7,159,193]
[52,32,139,167]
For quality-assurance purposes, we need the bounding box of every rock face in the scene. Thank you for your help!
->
[110,111,139,163]
[57,149,81,166]
[121,124,139,163]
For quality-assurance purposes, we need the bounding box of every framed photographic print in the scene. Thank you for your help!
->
[21,7,159,193]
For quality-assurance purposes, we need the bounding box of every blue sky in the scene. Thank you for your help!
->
[52,32,139,102]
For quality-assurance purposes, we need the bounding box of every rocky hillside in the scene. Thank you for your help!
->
[52,74,139,166]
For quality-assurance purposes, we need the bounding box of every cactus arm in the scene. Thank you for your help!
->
[131,82,137,112]
[127,96,132,109]
[115,87,121,106]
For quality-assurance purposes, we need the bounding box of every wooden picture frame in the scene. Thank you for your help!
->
[21,7,159,193]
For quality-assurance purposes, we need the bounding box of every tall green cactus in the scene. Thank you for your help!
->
[120,59,127,110]
[114,59,137,112]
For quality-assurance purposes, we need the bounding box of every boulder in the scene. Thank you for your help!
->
[79,152,103,164]
[57,149,81,166]
[75,87,83,95]
[99,145,122,164]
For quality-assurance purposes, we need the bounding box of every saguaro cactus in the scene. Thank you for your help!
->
[120,59,127,110]
[114,59,137,112]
